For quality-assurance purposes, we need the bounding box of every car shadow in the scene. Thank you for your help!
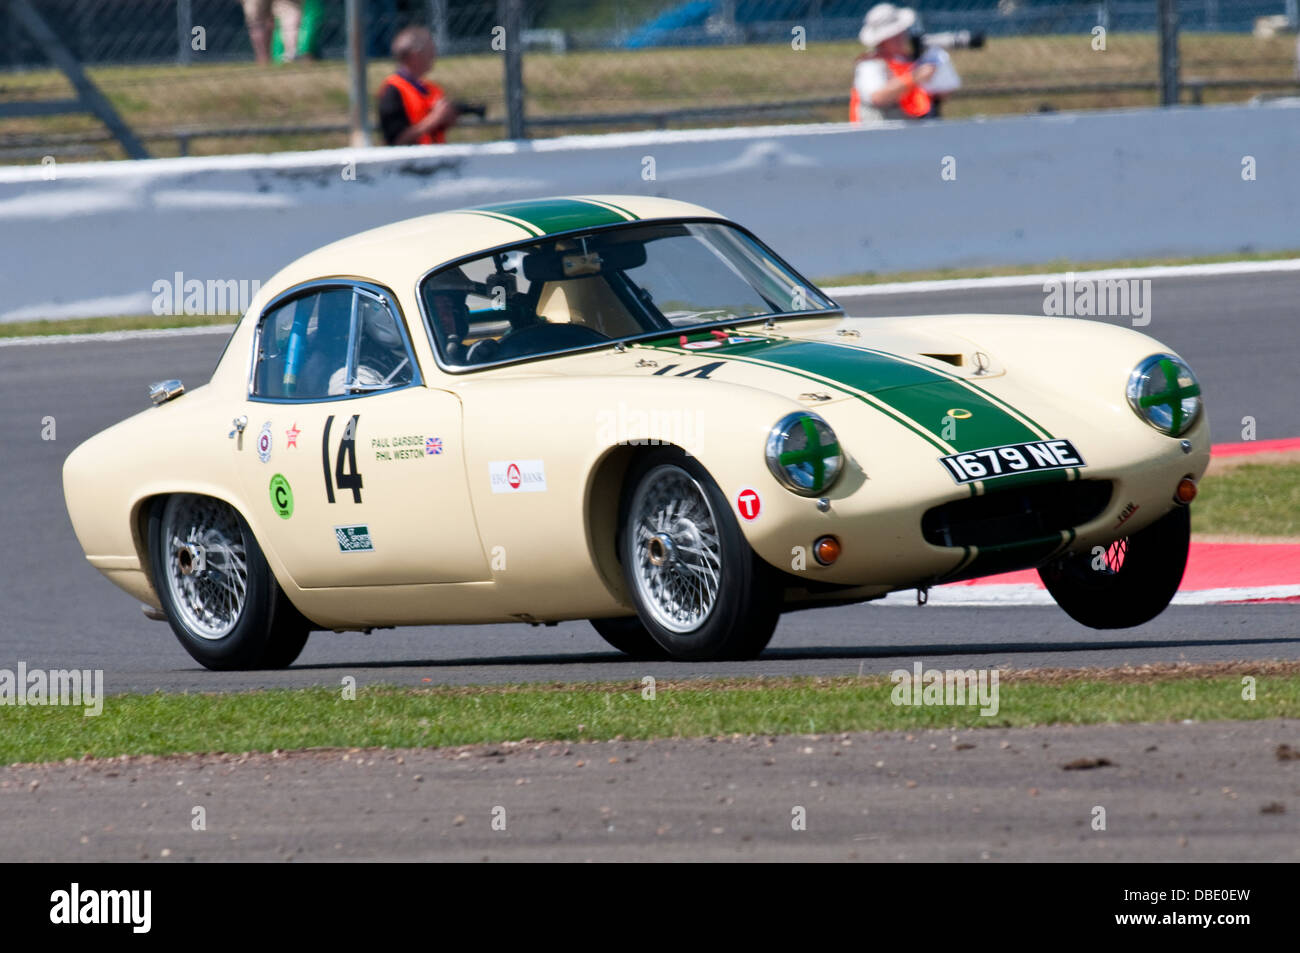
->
[281,635,1300,671]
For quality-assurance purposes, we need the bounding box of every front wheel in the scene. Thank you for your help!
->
[617,450,779,660]
[1038,505,1190,629]
[149,495,310,670]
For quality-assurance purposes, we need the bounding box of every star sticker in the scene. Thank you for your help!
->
[286,423,300,448]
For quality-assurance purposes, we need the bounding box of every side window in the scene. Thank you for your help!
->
[253,286,416,399]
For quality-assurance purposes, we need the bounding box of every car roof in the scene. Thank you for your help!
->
[263,194,729,300]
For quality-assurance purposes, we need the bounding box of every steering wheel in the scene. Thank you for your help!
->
[491,323,610,361]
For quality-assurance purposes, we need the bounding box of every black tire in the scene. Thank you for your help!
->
[1038,505,1190,629]
[589,616,670,660]
[616,449,779,661]
[149,495,311,670]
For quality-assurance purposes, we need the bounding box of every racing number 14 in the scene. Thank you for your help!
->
[322,414,364,504]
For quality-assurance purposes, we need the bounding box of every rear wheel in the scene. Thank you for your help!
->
[150,495,310,670]
[1038,506,1190,629]
[616,450,778,661]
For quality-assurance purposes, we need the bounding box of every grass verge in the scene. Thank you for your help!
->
[4,666,1297,765]
[1194,460,1300,539]
[0,314,233,339]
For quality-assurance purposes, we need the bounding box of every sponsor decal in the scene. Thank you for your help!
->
[946,408,972,419]
[335,524,374,552]
[285,422,300,448]
[426,436,443,455]
[678,331,763,351]
[736,487,763,521]
[939,439,1085,485]
[256,421,273,463]
[490,459,547,493]
[1115,501,1140,528]
[371,434,431,462]
[269,473,294,519]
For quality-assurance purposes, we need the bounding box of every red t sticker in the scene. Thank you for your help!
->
[736,487,762,521]
[507,463,522,489]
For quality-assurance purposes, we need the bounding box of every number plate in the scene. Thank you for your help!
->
[939,439,1085,485]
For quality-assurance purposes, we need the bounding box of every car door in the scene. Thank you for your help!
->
[235,280,488,589]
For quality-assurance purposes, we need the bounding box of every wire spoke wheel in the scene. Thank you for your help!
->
[628,464,722,634]
[161,495,249,640]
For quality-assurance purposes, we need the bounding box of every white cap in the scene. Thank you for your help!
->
[859,3,917,48]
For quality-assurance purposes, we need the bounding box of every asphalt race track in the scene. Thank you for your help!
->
[2,270,1297,693]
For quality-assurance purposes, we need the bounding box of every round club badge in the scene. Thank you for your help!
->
[269,473,294,519]
[256,421,273,463]
[736,487,762,521]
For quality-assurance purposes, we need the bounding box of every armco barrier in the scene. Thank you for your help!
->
[2,101,1298,321]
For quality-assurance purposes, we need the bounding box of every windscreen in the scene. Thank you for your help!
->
[420,221,838,368]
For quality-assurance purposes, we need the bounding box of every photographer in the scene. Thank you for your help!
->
[378,26,459,145]
[851,3,964,123]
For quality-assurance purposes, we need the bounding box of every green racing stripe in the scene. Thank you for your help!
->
[642,335,1069,490]
[465,197,636,237]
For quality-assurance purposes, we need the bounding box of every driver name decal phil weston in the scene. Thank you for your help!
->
[490,460,547,493]
[372,434,439,462]
[50,883,150,933]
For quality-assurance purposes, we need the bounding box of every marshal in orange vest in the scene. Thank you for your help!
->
[381,72,448,144]
[849,57,932,121]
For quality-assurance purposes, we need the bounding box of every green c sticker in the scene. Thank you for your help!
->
[269,473,294,519]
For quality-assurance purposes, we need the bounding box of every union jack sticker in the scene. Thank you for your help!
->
[426,437,443,455]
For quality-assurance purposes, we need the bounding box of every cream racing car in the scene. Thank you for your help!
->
[63,195,1209,668]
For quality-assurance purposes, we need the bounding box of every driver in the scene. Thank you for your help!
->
[327,306,410,393]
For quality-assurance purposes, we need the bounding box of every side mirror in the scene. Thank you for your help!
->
[148,379,185,406]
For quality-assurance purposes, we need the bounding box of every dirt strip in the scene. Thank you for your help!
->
[2,719,1296,862]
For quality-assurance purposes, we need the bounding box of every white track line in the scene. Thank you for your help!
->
[0,324,234,348]
[825,258,1300,297]
[876,583,1300,608]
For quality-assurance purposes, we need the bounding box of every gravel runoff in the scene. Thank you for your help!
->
[2,719,1297,862]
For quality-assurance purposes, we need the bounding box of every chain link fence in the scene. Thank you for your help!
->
[2,0,1298,161]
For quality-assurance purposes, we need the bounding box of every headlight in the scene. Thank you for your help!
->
[1126,353,1202,436]
[765,412,843,496]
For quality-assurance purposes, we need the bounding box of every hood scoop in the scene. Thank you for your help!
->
[919,352,963,367]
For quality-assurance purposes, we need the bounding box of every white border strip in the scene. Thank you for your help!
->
[825,258,1300,298]
[0,324,234,348]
